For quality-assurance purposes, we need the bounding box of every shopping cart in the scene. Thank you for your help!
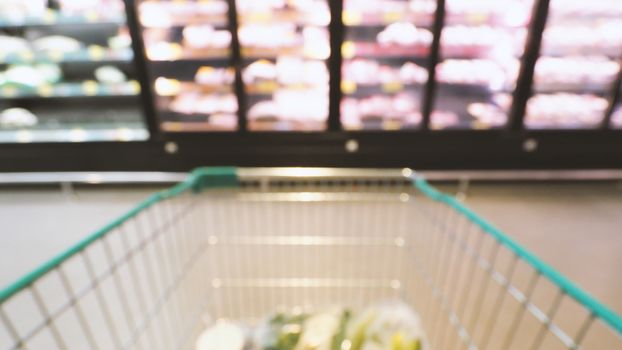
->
[1,167,621,350]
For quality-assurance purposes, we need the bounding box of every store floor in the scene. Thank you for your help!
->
[1,182,621,332]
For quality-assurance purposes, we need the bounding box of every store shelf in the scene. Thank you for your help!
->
[433,88,510,130]
[245,82,323,95]
[148,61,233,80]
[430,108,508,130]
[445,13,528,27]
[442,119,506,130]
[248,119,326,132]
[525,93,609,130]
[138,0,229,26]
[438,82,507,95]
[0,48,133,65]
[0,81,140,100]
[341,81,422,96]
[147,47,231,62]
[157,109,238,132]
[0,11,125,28]
[344,118,421,131]
[525,121,603,130]
[342,42,431,59]
[239,10,328,26]
[160,121,236,132]
[0,127,148,143]
[534,82,613,94]
[159,110,239,122]
[541,46,622,59]
[343,11,433,27]
[343,11,523,28]
[141,15,228,28]
[440,46,498,59]
[548,1,622,23]
[241,47,317,60]
[156,82,232,97]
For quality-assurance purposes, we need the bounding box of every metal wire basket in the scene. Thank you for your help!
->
[1,167,621,350]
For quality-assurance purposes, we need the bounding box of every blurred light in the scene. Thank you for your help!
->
[86,173,103,184]
[15,130,33,143]
[115,127,134,141]
[154,77,181,96]
[68,128,87,142]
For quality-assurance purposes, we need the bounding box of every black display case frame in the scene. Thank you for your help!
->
[0,0,621,172]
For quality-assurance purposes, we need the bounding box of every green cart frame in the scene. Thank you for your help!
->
[1,167,621,349]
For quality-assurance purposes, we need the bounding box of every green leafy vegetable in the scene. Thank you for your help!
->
[331,310,351,350]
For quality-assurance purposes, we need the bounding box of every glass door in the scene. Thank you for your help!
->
[137,0,238,132]
[0,0,147,142]
[525,0,622,129]
[236,0,331,131]
[432,0,534,129]
[341,0,435,130]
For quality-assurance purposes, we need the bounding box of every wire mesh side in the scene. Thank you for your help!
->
[197,184,419,324]
[2,173,621,350]
[408,193,622,350]
[0,191,208,350]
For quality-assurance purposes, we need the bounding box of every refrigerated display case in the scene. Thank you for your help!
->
[0,0,622,171]
[525,0,622,129]
[237,0,331,131]
[0,0,148,143]
[340,0,433,130]
[136,0,238,132]
[432,0,534,129]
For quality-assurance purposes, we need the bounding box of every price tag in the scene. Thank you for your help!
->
[43,10,57,24]
[348,124,363,131]
[382,11,402,23]
[341,41,356,59]
[16,131,34,143]
[383,120,402,130]
[466,13,488,25]
[129,80,141,94]
[17,51,34,62]
[472,121,490,130]
[256,81,278,93]
[55,84,72,96]
[341,80,357,94]
[342,11,362,25]
[382,81,403,93]
[291,83,307,90]
[82,81,99,96]
[115,128,133,141]
[2,86,18,98]
[247,12,271,23]
[170,43,183,60]
[165,122,184,132]
[85,10,99,22]
[88,45,105,61]
[48,50,64,61]
[69,128,87,142]
[37,85,54,97]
